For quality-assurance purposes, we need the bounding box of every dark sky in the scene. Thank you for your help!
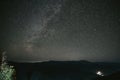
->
[0,0,120,62]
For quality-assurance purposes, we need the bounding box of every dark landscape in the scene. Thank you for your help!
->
[9,61,120,80]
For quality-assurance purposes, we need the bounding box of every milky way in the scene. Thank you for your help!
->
[0,0,120,62]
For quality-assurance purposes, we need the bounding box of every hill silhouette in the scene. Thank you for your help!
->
[8,60,120,80]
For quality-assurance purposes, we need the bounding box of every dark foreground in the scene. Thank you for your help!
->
[9,61,120,80]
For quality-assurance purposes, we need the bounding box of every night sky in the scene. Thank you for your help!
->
[0,0,120,62]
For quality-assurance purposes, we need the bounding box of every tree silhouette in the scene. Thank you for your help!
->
[0,51,15,80]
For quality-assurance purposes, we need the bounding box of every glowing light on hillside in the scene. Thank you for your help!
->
[96,71,104,76]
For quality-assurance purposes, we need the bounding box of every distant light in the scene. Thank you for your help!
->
[96,71,104,76]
